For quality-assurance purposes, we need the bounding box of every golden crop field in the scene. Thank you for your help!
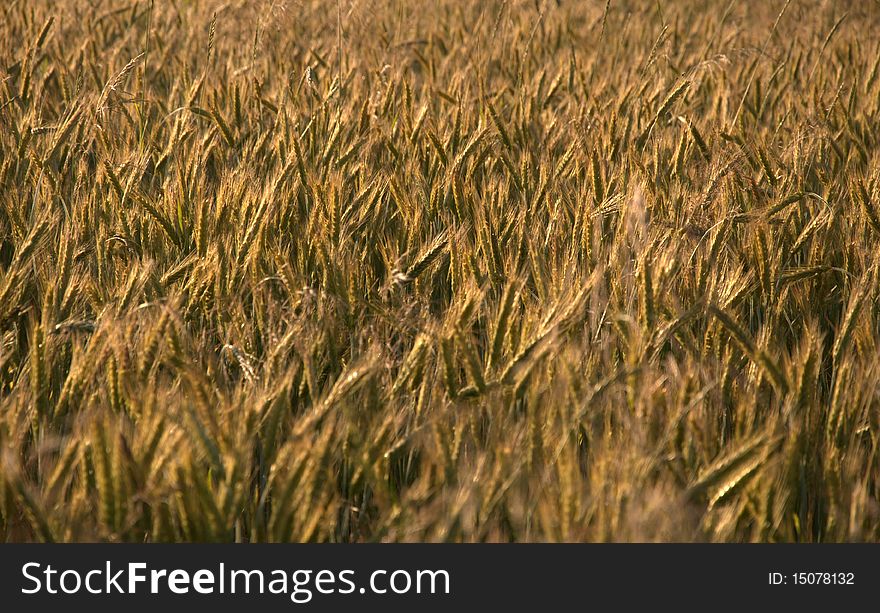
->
[1,0,879,542]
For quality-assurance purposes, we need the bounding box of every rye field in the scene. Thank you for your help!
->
[1,0,879,542]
